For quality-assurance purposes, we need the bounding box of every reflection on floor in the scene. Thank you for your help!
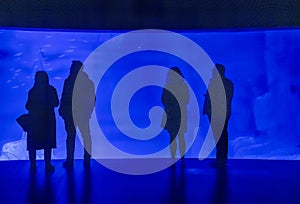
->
[0,159,299,204]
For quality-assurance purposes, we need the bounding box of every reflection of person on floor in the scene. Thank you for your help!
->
[203,64,234,165]
[59,61,95,168]
[26,71,59,173]
[161,67,189,160]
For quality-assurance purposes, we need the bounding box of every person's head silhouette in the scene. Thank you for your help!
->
[216,64,225,76]
[166,67,184,84]
[170,66,184,77]
[34,71,49,87]
[212,64,226,78]
[70,60,83,75]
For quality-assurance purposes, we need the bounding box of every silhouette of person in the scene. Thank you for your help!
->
[59,61,95,168]
[203,64,234,165]
[161,67,189,160]
[26,71,59,173]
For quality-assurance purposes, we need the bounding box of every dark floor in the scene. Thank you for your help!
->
[0,159,299,204]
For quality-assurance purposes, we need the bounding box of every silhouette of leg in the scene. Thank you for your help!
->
[44,148,54,172]
[216,121,228,162]
[29,150,36,173]
[63,119,76,168]
[169,132,177,159]
[78,118,92,167]
[178,131,186,159]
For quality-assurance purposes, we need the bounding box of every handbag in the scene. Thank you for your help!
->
[16,113,31,132]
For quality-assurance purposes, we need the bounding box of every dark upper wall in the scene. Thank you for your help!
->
[0,0,299,30]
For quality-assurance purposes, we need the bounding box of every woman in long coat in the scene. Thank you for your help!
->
[161,67,189,159]
[26,71,59,173]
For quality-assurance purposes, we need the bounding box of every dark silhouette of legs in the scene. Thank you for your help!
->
[169,131,186,160]
[63,118,92,168]
[29,148,54,173]
[63,119,76,168]
[209,117,229,166]
[178,131,186,159]
[29,150,36,173]
[169,132,177,159]
[216,121,229,162]
[78,118,92,167]
[44,148,54,172]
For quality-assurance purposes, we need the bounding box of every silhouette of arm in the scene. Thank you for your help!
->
[50,86,59,108]
[203,89,211,116]
[25,90,33,111]
[182,82,189,105]
[59,80,71,117]
[84,79,96,118]
[226,80,234,118]
[161,88,171,107]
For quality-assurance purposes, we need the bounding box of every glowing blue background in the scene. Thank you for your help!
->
[1,28,300,160]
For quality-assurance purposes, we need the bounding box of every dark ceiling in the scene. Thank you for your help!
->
[0,0,300,30]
